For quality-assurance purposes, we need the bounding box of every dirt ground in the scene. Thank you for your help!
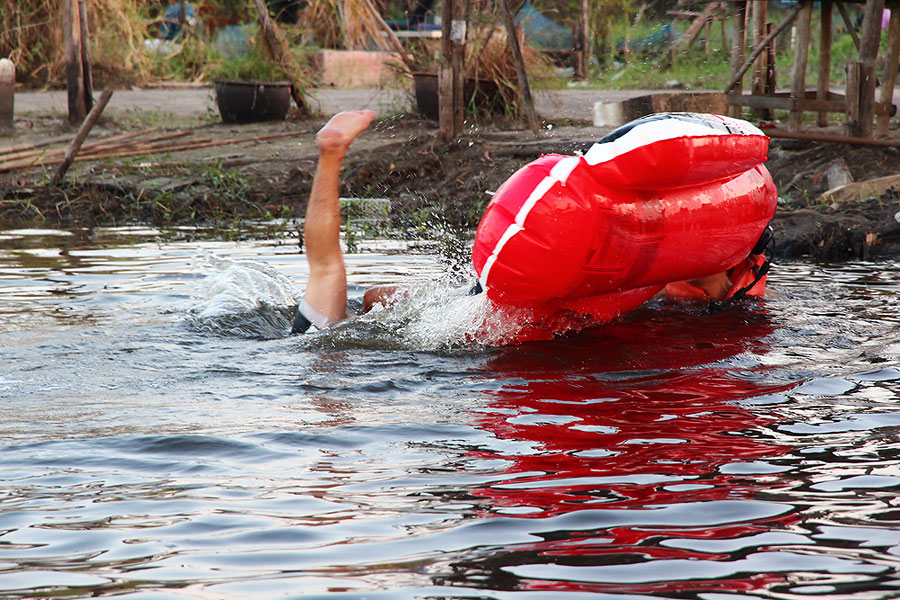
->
[2,90,900,261]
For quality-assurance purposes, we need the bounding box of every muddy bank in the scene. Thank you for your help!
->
[2,112,900,260]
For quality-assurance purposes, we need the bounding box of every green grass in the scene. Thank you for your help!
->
[580,6,884,92]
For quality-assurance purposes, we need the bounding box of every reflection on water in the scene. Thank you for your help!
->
[1,228,900,599]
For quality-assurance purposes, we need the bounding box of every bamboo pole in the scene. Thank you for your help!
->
[78,131,194,157]
[0,135,74,158]
[75,138,214,161]
[79,127,162,150]
[3,129,305,173]
[69,132,295,161]
[48,88,113,187]
[876,5,900,137]
[765,128,900,146]
[0,128,161,163]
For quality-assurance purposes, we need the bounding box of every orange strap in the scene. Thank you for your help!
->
[724,254,768,300]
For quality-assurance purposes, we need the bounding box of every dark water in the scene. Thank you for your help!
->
[2,227,900,599]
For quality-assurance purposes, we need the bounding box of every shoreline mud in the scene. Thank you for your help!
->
[2,88,900,261]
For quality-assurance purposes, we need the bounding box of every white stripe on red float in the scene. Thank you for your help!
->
[583,115,765,167]
[479,156,581,290]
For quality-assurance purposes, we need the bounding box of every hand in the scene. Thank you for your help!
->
[316,110,376,154]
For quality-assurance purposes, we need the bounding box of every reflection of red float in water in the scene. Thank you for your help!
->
[472,113,777,336]
[460,308,799,596]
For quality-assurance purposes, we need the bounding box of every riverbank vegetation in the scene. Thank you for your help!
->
[2,0,877,92]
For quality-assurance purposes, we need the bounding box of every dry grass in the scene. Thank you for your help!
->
[466,25,555,116]
[1,0,152,88]
[2,0,403,88]
[2,0,553,120]
[300,0,396,52]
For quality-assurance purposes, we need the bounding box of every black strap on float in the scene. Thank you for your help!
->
[707,259,771,313]
[708,224,774,313]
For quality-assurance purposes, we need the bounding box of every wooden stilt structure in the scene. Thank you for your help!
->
[573,0,589,80]
[64,0,86,125]
[750,0,768,116]
[725,0,900,141]
[876,5,900,136]
[439,0,466,140]
[788,0,813,131]
[78,0,94,114]
[853,0,886,137]
[728,1,747,117]
[816,0,833,126]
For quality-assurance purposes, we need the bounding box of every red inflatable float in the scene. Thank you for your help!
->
[471,112,777,329]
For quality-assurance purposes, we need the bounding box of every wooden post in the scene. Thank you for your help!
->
[751,0,768,115]
[789,0,813,131]
[64,0,86,125]
[48,89,112,188]
[451,0,466,134]
[729,0,747,116]
[581,0,590,76]
[817,0,833,127]
[439,0,456,140]
[78,0,94,113]
[764,21,775,118]
[852,0,886,137]
[721,5,728,52]
[705,18,711,55]
[573,21,586,79]
[876,4,900,136]
[573,0,589,80]
[0,59,13,132]
[499,0,539,134]
[846,60,861,134]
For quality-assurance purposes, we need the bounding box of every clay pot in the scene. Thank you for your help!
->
[214,80,292,124]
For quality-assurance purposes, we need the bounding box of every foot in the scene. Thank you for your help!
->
[316,110,376,155]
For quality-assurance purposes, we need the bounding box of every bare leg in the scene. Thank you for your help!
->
[302,110,375,324]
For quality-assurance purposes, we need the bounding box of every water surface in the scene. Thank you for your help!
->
[2,227,900,599]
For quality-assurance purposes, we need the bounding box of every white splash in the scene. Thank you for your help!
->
[188,255,301,338]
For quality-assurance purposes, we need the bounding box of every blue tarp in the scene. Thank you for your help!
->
[159,3,194,40]
[514,2,573,51]
[616,24,673,53]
